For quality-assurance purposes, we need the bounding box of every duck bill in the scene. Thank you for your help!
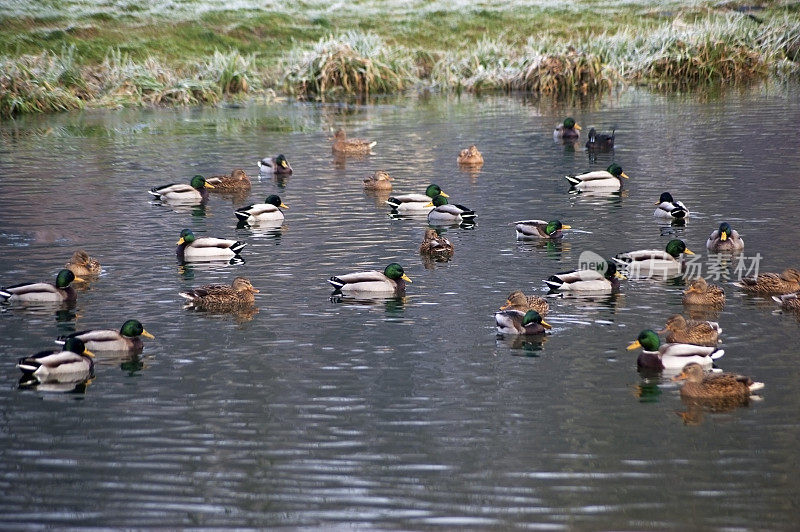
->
[626,340,642,351]
[541,320,553,330]
[204,182,215,189]
[280,203,289,209]
[720,232,728,241]
[142,330,156,339]
[401,274,412,283]
[620,172,630,179]
[684,248,695,255]
[574,124,582,131]
[614,271,627,280]
[561,224,572,230]
[499,300,512,310]
[176,237,185,245]
[280,160,288,168]
[672,371,689,382]
[83,348,96,358]
[424,201,434,207]
[439,192,450,198]
[73,276,86,283]
[653,201,660,205]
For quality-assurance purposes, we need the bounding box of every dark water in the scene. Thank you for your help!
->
[1,86,799,529]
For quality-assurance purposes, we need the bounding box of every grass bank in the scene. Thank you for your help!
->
[1,1,799,118]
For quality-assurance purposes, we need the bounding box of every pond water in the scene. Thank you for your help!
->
[1,85,799,529]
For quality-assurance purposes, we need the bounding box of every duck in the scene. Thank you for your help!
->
[457,145,484,166]
[682,277,725,308]
[706,222,744,252]
[627,329,724,372]
[660,314,722,346]
[234,195,288,223]
[565,163,629,191]
[363,170,393,191]
[612,239,694,279]
[585,127,615,150]
[553,117,581,139]
[1,269,82,303]
[386,184,448,212]
[17,337,95,384]
[426,195,476,225]
[328,263,410,295]
[205,169,251,193]
[495,309,552,335]
[64,249,101,277]
[514,219,572,240]
[419,229,454,258]
[257,154,292,174]
[331,129,376,154]
[149,174,214,203]
[180,277,259,310]
[544,261,625,292]
[673,362,764,404]
[772,292,800,310]
[653,192,689,220]
[499,290,549,316]
[734,268,800,295]
[176,229,246,262]
[56,319,155,353]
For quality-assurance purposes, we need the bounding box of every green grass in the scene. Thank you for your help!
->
[1,1,799,117]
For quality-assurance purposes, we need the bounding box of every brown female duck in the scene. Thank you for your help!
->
[331,129,376,154]
[179,277,259,311]
[673,362,764,405]
[734,268,800,295]
[363,170,393,191]
[500,290,549,317]
[457,145,484,167]
[206,169,251,193]
[419,228,454,258]
[682,277,725,308]
[65,249,101,277]
[660,314,721,347]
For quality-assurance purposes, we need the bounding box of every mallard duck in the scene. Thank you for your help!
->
[1,269,82,303]
[514,219,572,240]
[257,154,292,174]
[499,290,549,316]
[706,222,744,252]
[612,239,694,279]
[331,129,376,154]
[565,163,629,191]
[772,292,800,310]
[585,127,615,150]
[57,319,155,353]
[544,261,625,292]
[363,170,393,191]
[386,184,448,212]
[553,117,581,139]
[419,228,454,257]
[176,229,246,262]
[627,329,724,372]
[65,249,101,277]
[328,263,411,295]
[683,277,725,308]
[734,268,800,295]
[149,174,214,203]
[653,192,689,220]
[17,337,94,384]
[426,195,476,225]
[674,362,764,403]
[180,277,259,310]
[457,145,484,166]
[660,314,721,346]
[234,195,288,223]
[206,169,251,193]
[495,309,552,335]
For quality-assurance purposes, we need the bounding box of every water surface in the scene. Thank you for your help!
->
[1,86,799,529]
